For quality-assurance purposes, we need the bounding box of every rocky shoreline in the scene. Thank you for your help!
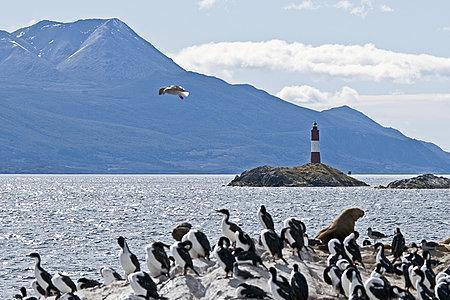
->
[228,163,368,187]
[74,243,450,300]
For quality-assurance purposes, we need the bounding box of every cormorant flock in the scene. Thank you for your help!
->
[14,206,450,300]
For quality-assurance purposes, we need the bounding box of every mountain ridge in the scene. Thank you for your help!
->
[1,19,449,174]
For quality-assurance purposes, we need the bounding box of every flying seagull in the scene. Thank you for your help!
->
[158,85,189,100]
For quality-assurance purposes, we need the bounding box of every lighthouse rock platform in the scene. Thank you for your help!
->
[228,163,368,187]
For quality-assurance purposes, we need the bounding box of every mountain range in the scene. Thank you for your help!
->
[1,18,449,173]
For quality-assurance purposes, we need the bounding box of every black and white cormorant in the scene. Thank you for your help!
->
[76,277,101,290]
[216,209,242,243]
[31,280,45,298]
[182,229,212,259]
[283,218,306,234]
[233,262,260,280]
[236,283,269,299]
[364,264,391,300]
[117,236,141,277]
[344,231,365,268]
[268,267,292,300]
[349,285,369,300]
[323,265,344,297]
[214,236,236,278]
[374,243,395,273]
[100,267,123,285]
[233,248,267,270]
[170,240,200,276]
[258,205,275,230]
[145,242,171,278]
[261,229,288,264]
[435,280,450,300]
[389,285,415,300]
[14,287,38,300]
[51,272,77,294]
[129,271,167,300]
[341,266,363,298]
[290,264,308,300]
[367,228,388,243]
[413,267,436,300]
[327,238,347,266]
[391,228,406,263]
[28,252,59,297]
[420,251,436,290]
[280,226,304,257]
[235,230,256,252]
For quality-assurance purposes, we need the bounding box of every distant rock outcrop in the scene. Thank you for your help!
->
[228,163,369,187]
[381,174,450,189]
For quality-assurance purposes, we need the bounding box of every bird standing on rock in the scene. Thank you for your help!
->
[374,243,395,273]
[233,262,260,281]
[391,228,406,263]
[261,229,288,264]
[118,236,141,278]
[27,252,59,297]
[235,230,256,252]
[344,231,365,268]
[129,271,167,300]
[268,267,292,300]
[214,236,235,278]
[146,242,171,278]
[51,272,77,294]
[290,264,309,300]
[216,209,242,243]
[100,267,123,285]
[182,229,212,259]
[170,240,200,276]
[258,205,275,230]
[236,283,269,299]
[368,227,388,243]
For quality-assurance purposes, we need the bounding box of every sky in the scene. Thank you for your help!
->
[1,0,450,151]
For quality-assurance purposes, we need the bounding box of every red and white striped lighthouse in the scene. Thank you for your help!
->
[310,122,321,164]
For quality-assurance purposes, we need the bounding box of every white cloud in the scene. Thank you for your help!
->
[173,40,450,83]
[285,0,321,11]
[276,85,359,108]
[442,26,450,32]
[335,0,373,17]
[198,0,219,10]
[380,4,394,13]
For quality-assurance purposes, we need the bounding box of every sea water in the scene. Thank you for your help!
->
[1,174,449,298]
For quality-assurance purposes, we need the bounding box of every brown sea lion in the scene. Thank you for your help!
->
[315,208,365,244]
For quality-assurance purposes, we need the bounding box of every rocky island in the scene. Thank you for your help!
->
[381,173,450,189]
[228,163,368,187]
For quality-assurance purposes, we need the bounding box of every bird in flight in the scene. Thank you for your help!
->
[159,85,190,100]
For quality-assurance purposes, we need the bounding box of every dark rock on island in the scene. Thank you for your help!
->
[228,163,368,187]
[381,174,450,189]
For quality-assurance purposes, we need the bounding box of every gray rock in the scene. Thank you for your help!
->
[228,163,368,187]
[382,174,450,189]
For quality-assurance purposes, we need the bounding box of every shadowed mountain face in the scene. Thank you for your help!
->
[1,19,449,174]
